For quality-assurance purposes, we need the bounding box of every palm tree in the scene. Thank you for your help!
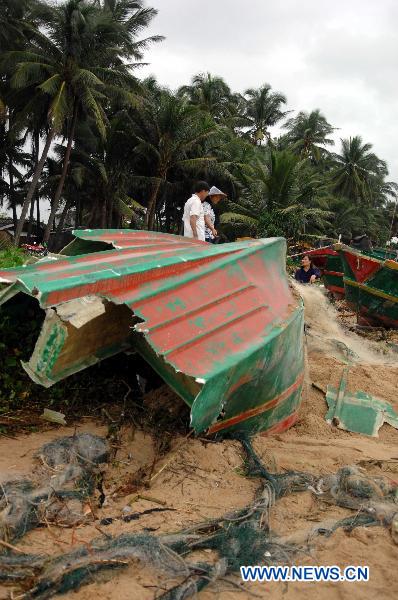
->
[178,72,233,123]
[77,111,145,229]
[0,0,45,233]
[3,0,105,244]
[331,136,388,206]
[0,0,33,53]
[220,149,299,228]
[220,149,332,239]
[244,84,289,144]
[0,116,30,227]
[283,109,335,161]
[130,90,218,229]
[3,0,161,244]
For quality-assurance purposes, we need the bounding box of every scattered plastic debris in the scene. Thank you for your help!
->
[40,409,66,425]
[326,384,398,436]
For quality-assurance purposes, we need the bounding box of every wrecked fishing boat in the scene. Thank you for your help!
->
[306,247,345,298]
[0,230,305,436]
[337,243,398,327]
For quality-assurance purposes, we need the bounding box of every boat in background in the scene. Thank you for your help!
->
[306,247,345,298]
[0,230,305,437]
[336,243,398,328]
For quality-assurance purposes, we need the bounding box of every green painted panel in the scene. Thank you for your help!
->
[339,246,398,326]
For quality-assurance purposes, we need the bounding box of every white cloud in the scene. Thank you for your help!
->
[142,0,398,183]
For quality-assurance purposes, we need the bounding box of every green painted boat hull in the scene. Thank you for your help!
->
[0,230,305,436]
[337,244,398,328]
[323,254,345,297]
[133,305,304,437]
[306,249,344,297]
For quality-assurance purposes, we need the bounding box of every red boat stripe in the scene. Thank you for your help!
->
[207,372,304,434]
[324,270,344,277]
[326,284,345,294]
[344,251,382,283]
[359,305,398,328]
[260,411,299,436]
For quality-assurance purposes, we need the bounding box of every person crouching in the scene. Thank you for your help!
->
[295,255,321,284]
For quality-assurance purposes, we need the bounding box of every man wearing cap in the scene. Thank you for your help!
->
[203,186,227,243]
[182,181,210,241]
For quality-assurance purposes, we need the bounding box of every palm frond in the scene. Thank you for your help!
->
[49,80,68,132]
[220,212,258,226]
[38,74,63,96]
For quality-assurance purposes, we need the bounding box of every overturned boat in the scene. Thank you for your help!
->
[337,243,398,328]
[0,230,305,436]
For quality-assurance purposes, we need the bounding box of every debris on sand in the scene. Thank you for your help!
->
[1,438,397,599]
[0,434,109,542]
[326,384,398,436]
[40,409,66,425]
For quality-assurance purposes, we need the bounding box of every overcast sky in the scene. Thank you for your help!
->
[6,0,396,220]
[140,0,398,183]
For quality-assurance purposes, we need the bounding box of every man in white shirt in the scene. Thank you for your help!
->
[182,181,210,241]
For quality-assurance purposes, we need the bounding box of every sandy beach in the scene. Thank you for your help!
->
[1,284,397,599]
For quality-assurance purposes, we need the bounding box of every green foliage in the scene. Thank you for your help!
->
[0,247,26,267]
[283,109,335,162]
[244,83,289,143]
[0,0,162,242]
[258,211,287,238]
[178,72,234,122]
[0,1,396,247]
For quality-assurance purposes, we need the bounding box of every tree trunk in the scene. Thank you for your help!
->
[76,194,83,228]
[75,195,80,228]
[14,127,55,246]
[6,112,17,229]
[146,178,162,230]
[99,198,106,228]
[52,197,72,250]
[36,194,40,239]
[9,157,17,229]
[106,196,113,228]
[165,202,170,233]
[27,198,35,242]
[43,103,78,244]
[27,131,40,242]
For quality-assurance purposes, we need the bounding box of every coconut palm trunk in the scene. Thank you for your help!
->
[52,196,72,250]
[14,127,55,246]
[36,194,40,239]
[146,177,163,230]
[27,198,35,242]
[9,157,17,229]
[43,103,78,245]
[27,132,40,242]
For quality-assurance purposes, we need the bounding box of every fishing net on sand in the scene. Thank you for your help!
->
[0,433,109,542]
[0,478,300,599]
[1,436,397,599]
[296,282,397,364]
